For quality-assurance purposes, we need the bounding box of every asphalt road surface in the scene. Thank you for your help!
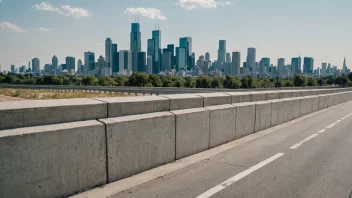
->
[111,101,352,198]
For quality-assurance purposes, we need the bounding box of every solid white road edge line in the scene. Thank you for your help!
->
[290,134,319,149]
[195,153,285,198]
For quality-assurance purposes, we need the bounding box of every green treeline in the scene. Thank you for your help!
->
[0,72,351,89]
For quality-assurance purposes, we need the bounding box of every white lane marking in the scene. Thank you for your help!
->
[336,120,342,123]
[326,123,336,129]
[290,134,319,150]
[318,129,326,134]
[196,153,285,198]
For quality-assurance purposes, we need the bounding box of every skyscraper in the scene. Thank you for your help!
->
[32,58,40,74]
[277,58,285,75]
[205,52,210,61]
[167,44,175,69]
[147,56,152,74]
[218,40,226,71]
[261,58,270,73]
[259,60,266,77]
[84,52,95,71]
[112,44,118,53]
[303,57,314,74]
[130,23,141,72]
[119,50,132,73]
[180,37,192,69]
[65,56,75,71]
[232,52,241,76]
[52,55,58,72]
[10,65,15,73]
[137,52,146,72]
[291,56,301,74]
[176,47,186,71]
[77,59,83,73]
[162,49,171,71]
[246,48,256,71]
[343,57,347,74]
[112,52,119,74]
[152,30,161,74]
[321,62,327,76]
[105,38,112,67]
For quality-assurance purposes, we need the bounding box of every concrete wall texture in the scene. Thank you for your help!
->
[2,88,352,197]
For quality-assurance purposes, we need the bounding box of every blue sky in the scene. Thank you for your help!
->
[0,0,351,71]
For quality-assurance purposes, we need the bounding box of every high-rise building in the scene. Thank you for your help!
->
[65,56,75,71]
[303,57,314,74]
[137,52,146,72]
[246,48,256,71]
[32,58,40,74]
[203,60,211,75]
[44,64,52,73]
[10,65,15,73]
[259,60,266,77]
[205,52,210,61]
[52,55,58,72]
[180,37,192,69]
[84,52,95,71]
[167,44,175,69]
[162,49,171,71]
[112,52,119,74]
[261,58,271,73]
[291,56,301,74]
[98,56,105,74]
[232,52,241,76]
[321,62,327,76]
[343,57,348,74]
[147,56,152,74]
[176,47,186,71]
[277,58,285,75]
[217,40,226,71]
[149,30,161,74]
[77,59,83,73]
[105,38,112,67]
[119,50,132,73]
[112,44,118,53]
[130,23,141,72]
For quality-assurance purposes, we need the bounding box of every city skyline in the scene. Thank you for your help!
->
[0,0,351,71]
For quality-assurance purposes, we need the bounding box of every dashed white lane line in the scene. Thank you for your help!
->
[290,134,319,150]
[196,153,285,198]
[336,120,342,123]
[326,123,336,129]
[318,129,326,134]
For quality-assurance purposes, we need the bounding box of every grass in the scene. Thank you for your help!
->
[0,88,131,100]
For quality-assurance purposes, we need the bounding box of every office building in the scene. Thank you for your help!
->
[52,55,58,72]
[246,48,256,71]
[130,23,141,72]
[119,50,132,73]
[105,38,112,67]
[259,60,265,77]
[261,58,270,73]
[291,56,301,74]
[65,56,75,71]
[152,30,161,73]
[321,62,327,76]
[147,56,152,74]
[343,57,347,74]
[162,49,171,71]
[232,52,241,76]
[77,59,83,73]
[32,58,40,74]
[205,52,210,61]
[277,58,285,75]
[203,60,211,75]
[112,52,119,74]
[84,52,95,71]
[137,52,146,72]
[217,40,226,71]
[167,44,175,68]
[44,64,52,73]
[180,37,192,69]
[10,65,15,73]
[112,44,118,53]
[176,47,186,71]
[303,57,314,74]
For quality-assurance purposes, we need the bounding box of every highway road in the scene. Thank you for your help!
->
[99,101,352,198]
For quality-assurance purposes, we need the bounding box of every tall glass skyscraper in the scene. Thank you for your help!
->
[218,40,226,71]
[261,57,270,73]
[179,37,192,69]
[291,56,301,74]
[130,23,141,72]
[232,52,241,76]
[176,47,186,71]
[65,56,75,71]
[84,52,95,71]
[105,38,112,67]
[246,48,256,71]
[152,30,161,74]
[31,58,40,74]
[303,57,314,74]
[52,55,58,72]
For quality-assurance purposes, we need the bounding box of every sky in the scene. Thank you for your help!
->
[0,0,351,71]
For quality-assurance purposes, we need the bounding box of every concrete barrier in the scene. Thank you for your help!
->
[279,91,293,99]
[0,121,107,198]
[318,95,328,110]
[171,108,209,159]
[196,93,231,107]
[311,96,320,112]
[269,99,285,127]
[254,101,272,132]
[266,91,280,100]
[248,92,267,102]
[234,102,255,139]
[301,90,310,96]
[0,99,107,130]
[283,98,295,122]
[226,92,250,103]
[292,97,302,119]
[206,105,237,148]
[162,94,203,110]
[300,97,313,116]
[291,90,302,97]
[100,112,175,182]
[95,96,169,117]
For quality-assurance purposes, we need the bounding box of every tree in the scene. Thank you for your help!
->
[307,78,317,86]
[114,76,128,86]
[128,72,149,87]
[211,78,223,88]
[184,77,196,88]
[348,72,352,82]
[293,74,307,87]
[174,78,186,88]
[82,76,99,86]
[335,76,349,86]
[223,75,241,89]
[148,74,162,87]
[196,76,212,88]
[241,76,257,88]
[317,78,326,86]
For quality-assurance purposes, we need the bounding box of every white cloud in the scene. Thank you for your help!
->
[125,7,167,20]
[176,0,235,10]
[36,27,51,32]
[34,2,92,18]
[0,21,26,33]
[35,2,56,11]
